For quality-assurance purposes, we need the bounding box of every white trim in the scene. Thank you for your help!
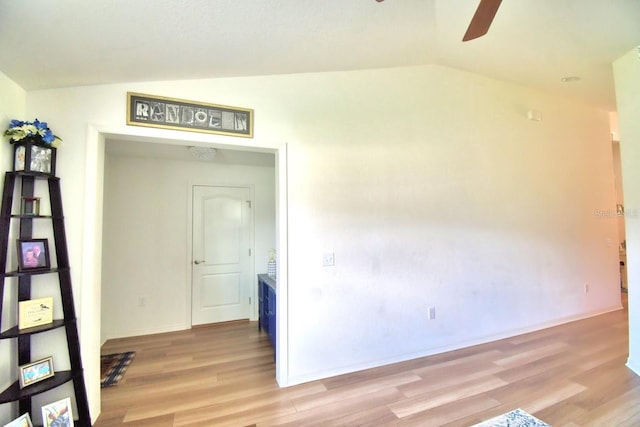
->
[284,303,624,387]
[275,144,289,386]
[185,180,194,329]
[82,124,105,423]
[87,124,290,421]
[106,322,187,340]
[626,358,640,376]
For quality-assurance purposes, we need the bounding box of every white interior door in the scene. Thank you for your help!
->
[192,185,253,325]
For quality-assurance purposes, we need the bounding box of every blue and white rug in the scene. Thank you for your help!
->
[472,408,550,427]
[101,351,135,387]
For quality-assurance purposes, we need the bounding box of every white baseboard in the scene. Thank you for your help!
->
[102,322,186,342]
[284,304,625,387]
[626,357,640,376]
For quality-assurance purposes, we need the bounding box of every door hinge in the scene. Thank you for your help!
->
[249,297,252,305]
[249,248,252,256]
[246,200,252,208]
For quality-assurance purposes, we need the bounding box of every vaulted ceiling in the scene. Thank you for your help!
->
[0,0,638,111]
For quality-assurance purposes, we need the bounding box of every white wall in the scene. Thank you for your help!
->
[284,65,620,382]
[22,63,620,420]
[0,71,26,425]
[613,47,640,374]
[101,150,275,341]
[0,70,26,187]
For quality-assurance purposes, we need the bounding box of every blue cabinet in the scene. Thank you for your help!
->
[258,274,276,354]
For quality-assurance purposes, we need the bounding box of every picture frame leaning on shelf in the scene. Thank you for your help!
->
[3,412,34,427]
[18,356,55,389]
[41,397,74,427]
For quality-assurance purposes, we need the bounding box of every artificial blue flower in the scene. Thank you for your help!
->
[34,119,48,130]
[42,129,55,143]
[4,118,62,145]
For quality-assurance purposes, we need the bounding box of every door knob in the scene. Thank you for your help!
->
[194,260,205,265]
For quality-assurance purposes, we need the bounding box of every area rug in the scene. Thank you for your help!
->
[100,351,135,388]
[472,408,550,427]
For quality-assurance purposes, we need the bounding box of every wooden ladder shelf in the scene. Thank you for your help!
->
[0,172,91,426]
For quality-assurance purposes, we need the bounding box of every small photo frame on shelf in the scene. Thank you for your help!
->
[18,297,53,330]
[41,397,74,427]
[3,412,34,427]
[13,142,57,176]
[17,238,50,271]
[18,356,54,389]
[21,197,41,216]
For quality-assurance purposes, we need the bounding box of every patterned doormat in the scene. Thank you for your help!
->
[100,351,135,388]
[472,408,550,427]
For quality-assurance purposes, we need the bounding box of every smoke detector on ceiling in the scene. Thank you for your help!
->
[560,76,581,83]
[188,146,217,161]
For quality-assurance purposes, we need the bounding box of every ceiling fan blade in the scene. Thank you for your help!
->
[462,0,502,42]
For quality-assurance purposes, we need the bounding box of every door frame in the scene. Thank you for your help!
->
[187,183,257,325]
[88,126,290,410]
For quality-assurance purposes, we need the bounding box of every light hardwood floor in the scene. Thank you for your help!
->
[95,295,638,426]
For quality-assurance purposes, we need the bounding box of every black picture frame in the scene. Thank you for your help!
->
[127,92,253,138]
[21,196,41,215]
[17,238,51,271]
[13,140,57,176]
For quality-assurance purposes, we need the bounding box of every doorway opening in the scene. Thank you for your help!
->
[90,130,289,400]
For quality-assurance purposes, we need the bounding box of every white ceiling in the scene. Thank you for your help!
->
[0,0,638,112]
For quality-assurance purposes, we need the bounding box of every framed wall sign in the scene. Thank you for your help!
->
[127,92,253,138]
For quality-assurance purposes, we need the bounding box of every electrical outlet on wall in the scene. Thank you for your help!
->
[322,252,335,266]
